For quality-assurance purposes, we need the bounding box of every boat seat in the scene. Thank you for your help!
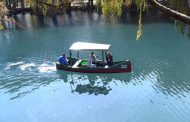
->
[72,60,82,68]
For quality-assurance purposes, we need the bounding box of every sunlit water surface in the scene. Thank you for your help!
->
[0,12,190,122]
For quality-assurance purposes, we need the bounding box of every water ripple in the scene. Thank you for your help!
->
[19,63,36,71]
[0,61,58,100]
[38,63,56,73]
[5,61,24,70]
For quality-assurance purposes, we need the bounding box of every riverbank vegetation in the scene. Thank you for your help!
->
[0,0,190,39]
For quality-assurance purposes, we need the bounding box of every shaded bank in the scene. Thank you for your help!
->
[0,10,172,31]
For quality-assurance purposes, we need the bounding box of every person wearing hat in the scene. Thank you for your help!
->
[58,53,68,65]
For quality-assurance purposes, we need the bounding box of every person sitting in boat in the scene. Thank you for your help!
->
[58,53,68,65]
[106,52,113,66]
[88,52,98,68]
[91,52,98,64]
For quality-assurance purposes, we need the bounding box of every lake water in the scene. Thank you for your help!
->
[0,11,190,122]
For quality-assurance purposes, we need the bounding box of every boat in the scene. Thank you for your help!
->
[56,42,132,73]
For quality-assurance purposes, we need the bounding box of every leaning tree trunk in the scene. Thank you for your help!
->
[147,0,190,25]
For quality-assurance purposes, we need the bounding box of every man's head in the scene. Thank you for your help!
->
[62,53,66,57]
[91,52,94,56]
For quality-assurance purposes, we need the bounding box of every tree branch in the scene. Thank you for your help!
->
[147,0,190,25]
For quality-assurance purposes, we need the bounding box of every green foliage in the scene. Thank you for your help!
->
[47,0,52,5]
[168,0,189,14]
[175,20,190,39]
[102,0,190,40]
[135,0,148,40]
[135,0,148,11]
[0,24,4,30]
[102,0,123,17]
[125,0,132,7]
[102,0,148,40]
[175,20,185,34]
[187,27,190,38]
[170,0,190,37]
[28,0,64,15]
[96,0,102,7]
[27,0,36,13]
[136,4,142,40]
[63,0,70,11]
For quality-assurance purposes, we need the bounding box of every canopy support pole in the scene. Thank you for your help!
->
[102,50,104,62]
[69,50,72,58]
[77,51,79,59]
[69,50,72,66]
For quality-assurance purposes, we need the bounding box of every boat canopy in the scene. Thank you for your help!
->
[69,42,111,51]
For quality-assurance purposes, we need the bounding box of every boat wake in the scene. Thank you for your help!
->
[4,61,56,73]
[38,63,56,73]
[19,63,36,71]
[5,61,24,69]
[1,61,57,100]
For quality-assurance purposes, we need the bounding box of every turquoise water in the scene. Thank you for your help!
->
[0,12,190,122]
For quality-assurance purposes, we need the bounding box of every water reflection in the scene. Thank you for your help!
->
[57,71,132,95]
[11,12,103,29]
[74,84,111,95]
[1,59,190,100]
[3,10,172,31]
[56,68,190,97]
[130,56,190,98]
[0,59,131,99]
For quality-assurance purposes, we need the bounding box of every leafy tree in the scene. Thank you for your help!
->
[0,2,5,30]
[27,0,72,15]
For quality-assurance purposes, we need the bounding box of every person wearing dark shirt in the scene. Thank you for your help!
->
[106,52,113,66]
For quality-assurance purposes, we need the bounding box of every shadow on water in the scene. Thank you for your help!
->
[119,10,173,24]
[56,71,132,95]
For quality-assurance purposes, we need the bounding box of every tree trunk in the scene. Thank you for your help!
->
[147,0,190,25]
[20,0,24,9]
